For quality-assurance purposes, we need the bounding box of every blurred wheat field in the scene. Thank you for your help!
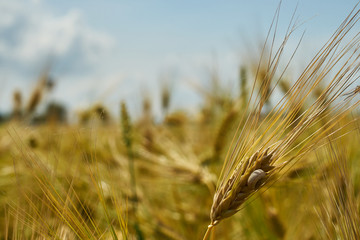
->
[2,4,360,240]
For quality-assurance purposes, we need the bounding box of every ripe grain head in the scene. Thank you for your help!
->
[205,3,360,236]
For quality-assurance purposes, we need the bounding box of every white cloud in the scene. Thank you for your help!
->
[0,0,114,73]
[0,0,117,112]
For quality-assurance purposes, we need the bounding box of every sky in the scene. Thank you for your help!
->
[1,0,359,118]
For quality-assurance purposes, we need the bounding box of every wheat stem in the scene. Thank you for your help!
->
[202,224,215,240]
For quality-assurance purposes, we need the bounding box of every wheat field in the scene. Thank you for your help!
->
[1,3,360,240]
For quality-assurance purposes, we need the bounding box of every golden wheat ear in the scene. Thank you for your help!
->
[204,3,360,239]
[209,148,274,224]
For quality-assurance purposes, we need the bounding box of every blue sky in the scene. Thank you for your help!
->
[1,0,359,118]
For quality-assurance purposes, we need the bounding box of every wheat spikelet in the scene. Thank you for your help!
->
[315,139,360,239]
[12,90,23,120]
[212,108,238,161]
[25,67,50,116]
[210,147,275,224]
